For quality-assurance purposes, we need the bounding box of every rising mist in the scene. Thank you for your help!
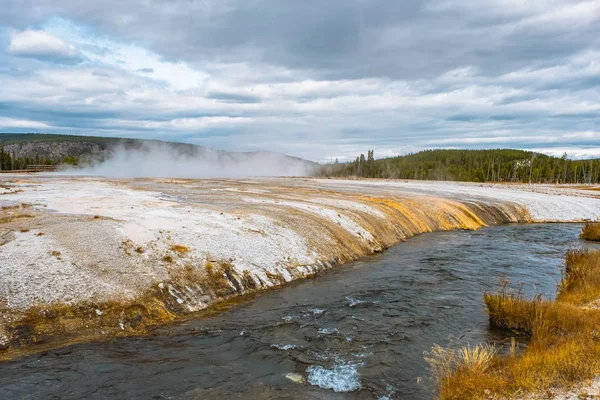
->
[70,142,317,179]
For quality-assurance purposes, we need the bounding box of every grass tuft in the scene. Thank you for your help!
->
[170,244,190,255]
[580,222,600,241]
[558,249,600,305]
[456,343,498,374]
[425,343,501,400]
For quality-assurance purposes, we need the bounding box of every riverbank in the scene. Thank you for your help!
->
[0,224,585,399]
[1,176,599,358]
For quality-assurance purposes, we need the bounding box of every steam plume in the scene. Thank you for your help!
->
[70,142,316,178]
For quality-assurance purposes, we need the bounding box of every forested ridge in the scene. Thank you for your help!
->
[318,149,600,184]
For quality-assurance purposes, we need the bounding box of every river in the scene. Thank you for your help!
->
[0,223,594,399]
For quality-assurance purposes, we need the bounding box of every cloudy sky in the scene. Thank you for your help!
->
[0,0,599,161]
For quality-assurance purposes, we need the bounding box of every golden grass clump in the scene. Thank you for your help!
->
[580,222,600,241]
[425,343,502,400]
[558,248,600,304]
[430,249,600,400]
[456,344,498,374]
[170,244,190,254]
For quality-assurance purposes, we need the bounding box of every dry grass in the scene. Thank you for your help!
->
[0,214,34,224]
[49,250,62,260]
[558,249,600,304]
[425,344,500,399]
[170,244,190,255]
[429,249,600,400]
[457,344,498,374]
[580,222,600,241]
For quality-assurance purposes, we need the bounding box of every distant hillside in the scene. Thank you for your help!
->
[318,149,600,184]
[0,133,316,175]
[0,134,152,168]
[0,133,125,146]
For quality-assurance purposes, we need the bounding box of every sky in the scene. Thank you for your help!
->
[0,0,599,162]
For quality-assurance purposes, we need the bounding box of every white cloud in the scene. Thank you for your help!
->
[113,116,254,130]
[43,18,207,90]
[82,43,208,91]
[529,146,600,159]
[0,117,51,129]
[517,1,600,29]
[7,30,82,64]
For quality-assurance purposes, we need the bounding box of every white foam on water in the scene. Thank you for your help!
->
[317,327,339,335]
[306,363,362,393]
[352,351,374,358]
[271,344,298,351]
[346,296,366,307]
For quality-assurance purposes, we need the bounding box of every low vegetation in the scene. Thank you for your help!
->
[580,222,600,241]
[170,244,190,254]
[558,249,600,304]
[428,248,600,399]
[0,204,34,224]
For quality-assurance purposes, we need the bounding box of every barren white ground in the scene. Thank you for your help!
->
[1,176,599,318]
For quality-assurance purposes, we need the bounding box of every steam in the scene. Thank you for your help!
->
[69,142,316,179]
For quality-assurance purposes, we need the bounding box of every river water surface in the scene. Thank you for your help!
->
[1,224,595,399]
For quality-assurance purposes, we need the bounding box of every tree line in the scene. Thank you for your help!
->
[318,149,600,184]
[0,148,78,171]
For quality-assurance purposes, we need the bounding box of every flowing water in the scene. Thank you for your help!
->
[1,224,596,400]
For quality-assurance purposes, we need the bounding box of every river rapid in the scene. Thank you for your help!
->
[0,223,595,399]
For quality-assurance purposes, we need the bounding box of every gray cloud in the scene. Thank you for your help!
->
[5,0,595,79]
[206,91,262,104]
[0,0,599,160]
